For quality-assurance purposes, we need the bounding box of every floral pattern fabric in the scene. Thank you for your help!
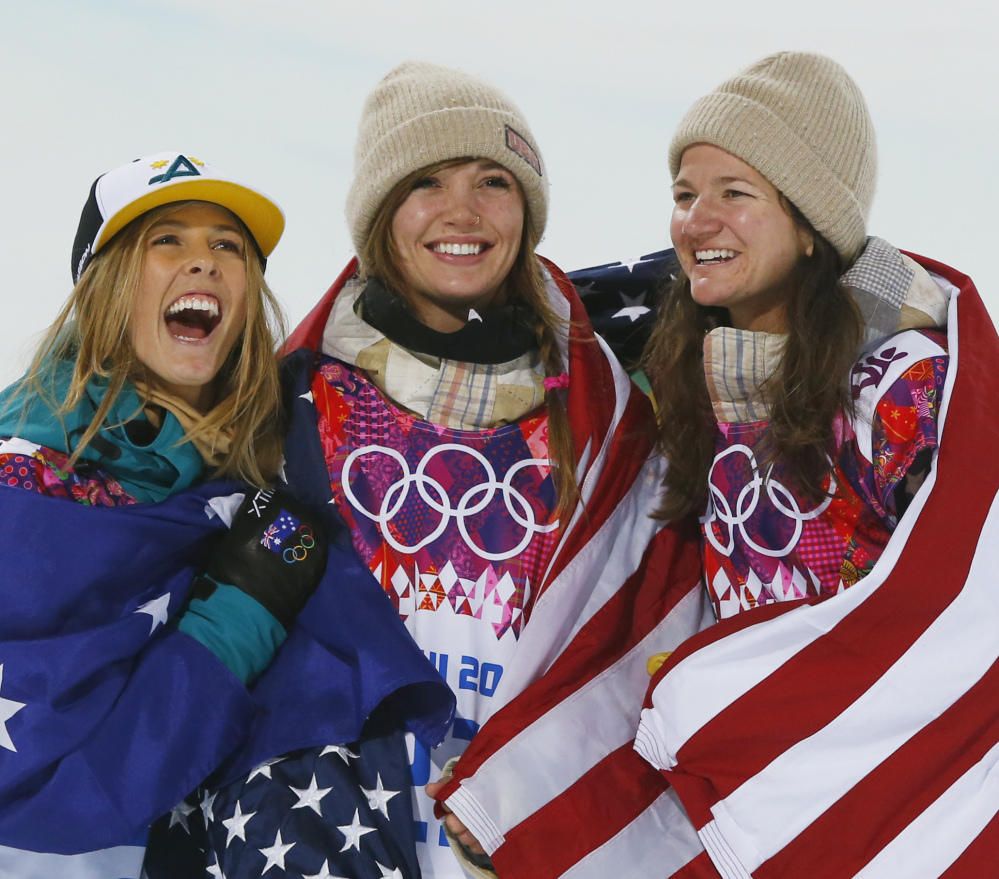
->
[703,330,948,620]
[312,353,560,874]
[312,356,558,642]
[0,442,137,506]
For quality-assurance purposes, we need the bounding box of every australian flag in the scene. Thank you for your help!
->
[0,481,253,877]
[0,462,453,876]
[260,511,300,551]
[140,350,462,879]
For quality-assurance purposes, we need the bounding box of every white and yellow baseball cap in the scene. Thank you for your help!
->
[71,151,285,282]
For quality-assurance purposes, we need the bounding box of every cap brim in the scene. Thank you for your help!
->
[94,178,285,258]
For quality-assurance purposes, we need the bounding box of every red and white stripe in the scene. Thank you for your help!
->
[438,255,997,879]
[638,256,999,879]
[436,260,711,878]
[286,258,712,876]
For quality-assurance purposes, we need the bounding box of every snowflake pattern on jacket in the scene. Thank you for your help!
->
[312,356,558,642]
[704,330,948,619]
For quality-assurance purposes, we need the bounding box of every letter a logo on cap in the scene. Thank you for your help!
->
[149,155,202,186]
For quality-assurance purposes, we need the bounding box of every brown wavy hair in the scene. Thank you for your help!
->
[18,201,287,488]
[360,158,578,518]
[642,201,863,522]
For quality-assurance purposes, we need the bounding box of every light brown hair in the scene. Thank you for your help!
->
[19,201,286,488]
[360,158,579,518]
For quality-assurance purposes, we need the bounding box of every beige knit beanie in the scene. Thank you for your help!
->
[346,61,548,254]
[669,51,877,263]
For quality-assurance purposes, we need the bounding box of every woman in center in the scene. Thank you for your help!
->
[318,61,572,877]
[202,61,672,878]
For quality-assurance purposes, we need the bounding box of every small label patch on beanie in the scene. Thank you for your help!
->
[505,126,542,177]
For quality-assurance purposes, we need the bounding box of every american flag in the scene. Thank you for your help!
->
[279,254,707,878]
[147,724,422,878]
[430,255,712,877]
[636,254,999,878]
[435,253,997,878]
[565,250,671,370]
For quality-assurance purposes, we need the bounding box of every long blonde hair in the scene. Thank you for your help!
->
[360,158,579,518]
[20,201,287,487]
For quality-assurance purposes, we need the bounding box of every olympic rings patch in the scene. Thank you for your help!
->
[282,525,315,564]
[260,512,316,564]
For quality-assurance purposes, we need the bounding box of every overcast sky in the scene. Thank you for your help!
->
[2,0,996,384]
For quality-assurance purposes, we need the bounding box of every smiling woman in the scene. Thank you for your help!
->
[642,52,949,589]
[0,152,330,878]
[379,159,526,331]
[191,60,673,879]
[626,52,999,879]
[12,151,289,489]
[670,144,814,333]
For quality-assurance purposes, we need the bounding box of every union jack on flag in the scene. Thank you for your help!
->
[260,511,300,552]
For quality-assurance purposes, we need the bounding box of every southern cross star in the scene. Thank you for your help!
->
[0,665,25,753]
[134,593,171,634]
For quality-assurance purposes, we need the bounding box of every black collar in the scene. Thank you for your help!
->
[359,278,538,365]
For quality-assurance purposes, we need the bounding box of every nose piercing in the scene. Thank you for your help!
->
[473,215,480,226]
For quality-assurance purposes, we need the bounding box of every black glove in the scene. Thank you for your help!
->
[206,488,329,629]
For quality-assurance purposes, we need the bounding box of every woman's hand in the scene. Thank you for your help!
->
[425,778,487,855]
[207,488,329,629]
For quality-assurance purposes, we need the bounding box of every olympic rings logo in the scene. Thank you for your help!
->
[702,444,833,559]
[341,443,558,561]
[283,525,315,564]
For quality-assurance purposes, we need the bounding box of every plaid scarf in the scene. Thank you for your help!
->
[322,278,546,430]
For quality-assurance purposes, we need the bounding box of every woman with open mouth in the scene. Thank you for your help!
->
[0,152,330,877]
[641,53,950,649]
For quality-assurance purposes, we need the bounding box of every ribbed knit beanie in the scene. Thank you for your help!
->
[346,61,549,255]
[669,51,876,263]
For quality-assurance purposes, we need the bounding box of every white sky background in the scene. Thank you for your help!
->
[1,0,996,385]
